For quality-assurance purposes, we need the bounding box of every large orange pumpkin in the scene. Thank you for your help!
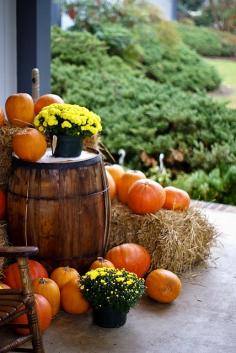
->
[32,277,60,317]
[34,94,64,115]
[105,243,151,277]
[61,279,90,314]
[145,269,182,303]
[5,93,35,127]
[50,266,80,290]
[105,164,125,186]
[163,186,190,211]
[0,107,5,127]
[14,293,52,335]
[106,170,116,201]
[117,170,146,204]
[4,260,48,289]
[0,191,6,220]
[90,257,115,270]
[127,179,166,214]
[12,128,47,162]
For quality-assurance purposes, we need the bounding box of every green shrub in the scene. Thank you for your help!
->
[176,23,236,57]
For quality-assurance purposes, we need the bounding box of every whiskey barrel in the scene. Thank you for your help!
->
[7,150,110,272]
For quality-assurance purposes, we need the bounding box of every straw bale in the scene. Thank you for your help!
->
[0,222,7,278]
[0,126,22,187]
[108,201,217,274]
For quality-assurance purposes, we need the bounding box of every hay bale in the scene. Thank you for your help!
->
[0,126,22,188]
[0,222,7,278]
[108,201,217,274]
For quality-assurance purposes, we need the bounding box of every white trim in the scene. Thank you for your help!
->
[0,0,17,110]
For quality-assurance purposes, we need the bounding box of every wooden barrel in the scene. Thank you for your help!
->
[7,149,111,272]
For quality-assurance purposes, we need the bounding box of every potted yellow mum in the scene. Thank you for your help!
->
[80,267,145,328]
[34,103,102,157]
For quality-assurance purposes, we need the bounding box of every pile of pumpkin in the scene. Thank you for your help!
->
[0,92,64,162]
[0,242,181,334]
[105,164,191,214]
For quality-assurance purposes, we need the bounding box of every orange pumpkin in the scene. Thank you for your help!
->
[105,164,125,186]
[163,186,190,211]
[14,293,52,335]
[5,93,35,127]
[117,170,146,204]
[60,279,90,314]
[0,282,10,289]
[12,128,47,162]
[32,277,60,317]
[0,107,5,127]
[106,170,116,201]
[90,257,115,270]
[34,94,64,115]
[0,191,6,220]
[145,269,182,303]
[50,266,80,290]
[4,260,48,289]
[105,243,151,277]
[127,179,166,214]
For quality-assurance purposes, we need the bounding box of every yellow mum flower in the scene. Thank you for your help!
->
[61,121,72,128]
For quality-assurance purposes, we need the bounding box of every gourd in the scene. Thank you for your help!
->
[60,279,90,314]
[117,170,146,204]
[90,257,115,270]
[50,266,80,289]
[145,269,182,303]
[12,128,47,162]
[32,277,60,317]
[163,186,190,211]
[106,170,116,201]
[5,93,35,127]
[34,93,64,114]
[127,179,166,214]
[105,164,125,186]
[105,243,151,277]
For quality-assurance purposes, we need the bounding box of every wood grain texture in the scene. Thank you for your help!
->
[7,153,110,273]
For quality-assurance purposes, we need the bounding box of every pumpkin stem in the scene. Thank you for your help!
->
[38,277,47,284]
[97,257,104,262]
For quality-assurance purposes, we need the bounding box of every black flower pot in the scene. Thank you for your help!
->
[53,135,83,158]
[93,307,127,328]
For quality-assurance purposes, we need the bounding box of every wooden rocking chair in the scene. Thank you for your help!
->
[0,246,45,353]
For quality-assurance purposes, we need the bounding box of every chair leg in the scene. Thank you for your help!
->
[26,300,45,353]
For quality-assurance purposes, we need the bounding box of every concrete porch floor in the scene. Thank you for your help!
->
[1,206,236,353]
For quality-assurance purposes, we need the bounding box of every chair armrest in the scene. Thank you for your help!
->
[0,246,39,258]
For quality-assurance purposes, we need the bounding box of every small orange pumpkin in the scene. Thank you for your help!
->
[105,164,125,186]
[127,179,166,214]
[60,279,90,314]
[32,277,60,317]
[105,243,151,277]
[90,257,115,270]
[163,186,190,211]
[34,94,64,115]
[50,266,80,290]
[106,170,116,201]
[12,128,47,162]
[145,269,182,303]
[5,93,35,127]
[117,170,146,204]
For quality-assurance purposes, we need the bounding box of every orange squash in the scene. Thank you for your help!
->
[5,93,35,127]
[105,243,151,277]
[60,279,90,314]
[105,164,125,186]
[50,266,80,290]
[32,277,60,317]
[90,257,115,270]
[145,269,182,303]
[127,179,166,214]
[34,94,64,115]
[4,260,48,289]
[0,191,6,220]
[106,170,116,201]
[12,128,47,162]
[163,186,190,211]
[117,170,146,204]
[14,293,52,335]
